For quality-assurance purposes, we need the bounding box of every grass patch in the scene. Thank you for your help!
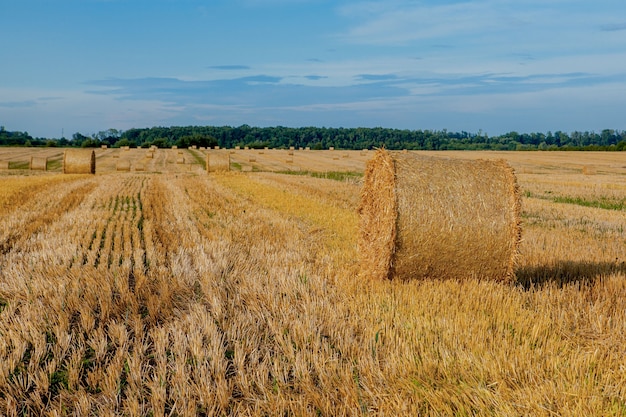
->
[187,149,206,169]
[553,196,626,211]
[9,161,29,170]
[277,170,363,182]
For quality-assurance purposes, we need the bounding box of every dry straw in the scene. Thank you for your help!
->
[206,152,230,173]
[0,161,9,170]
[116,160,131,172]
[30,156,48,171]
[63,149,96,174]
[358,149,521,282]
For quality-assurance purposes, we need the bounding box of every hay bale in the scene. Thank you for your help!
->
[134,163,145,171]
[101,145,108,149]
[582,165,596,175]
[116,160,131,172]
[172,145,178,149]
[358,149,521,282]
[63,149,96,174]
[206,153,230,173]
[30,156,48,171]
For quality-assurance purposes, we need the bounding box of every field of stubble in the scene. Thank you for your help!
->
[0,147,625,416]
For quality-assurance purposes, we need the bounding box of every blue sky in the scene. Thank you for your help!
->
[1,0,625,138]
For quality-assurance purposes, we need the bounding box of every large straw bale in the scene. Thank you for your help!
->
[206,152,230,173]
[358,149,521,282]
[30,156,48,171]
[63,149,96,174]
[116,160,131,172]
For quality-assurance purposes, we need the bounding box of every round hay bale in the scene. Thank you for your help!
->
[358,149,521,282]
[116,160,131,172]
[30,156,48,171]
[63,149,95,174]
[206,153,230,173]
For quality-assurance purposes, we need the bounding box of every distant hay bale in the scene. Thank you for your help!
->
[122,146,130,151]
[288,151,294,156]
[235,146,241,150]
[63,149,96,174]
[176,156,185,164]
[358,149,521,282]
[244,146,249,150]
[101,145,108,149]
[342,153,349,158]
[329,147,335,151]
[582,165,596,175]
[206,153,230,173]
[116,160,131,172]
[305,147,310,151]
[242,165,253,172]
[214,146,220,150]
[134,163,145,171]
[30,156,48,171]
[286,158,294,164]
[249,157,256,163]
[145,152,154,159]
[289,146,295,151]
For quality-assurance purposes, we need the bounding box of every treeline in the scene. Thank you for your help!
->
[2,125,626,151]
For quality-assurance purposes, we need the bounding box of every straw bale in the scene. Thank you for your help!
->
[582,165,596,175]
[172,145,178,149]
[235,146,241,150]
[242,165,253,172]
[286,158,294,164]
[30,156,48,171]
[134,163,145,171]
[206,153,230,173]
[249,157,256,162]
[63,149,96,174]
[116,160,131,172]
[358,149,521,282]
[329,147,335,151]
[101,145,108,149]
[176,157,185,164]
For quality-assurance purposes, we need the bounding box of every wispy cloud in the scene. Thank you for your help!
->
[600,22,626,32]
[208,65,252,70]
[0,100,37,108]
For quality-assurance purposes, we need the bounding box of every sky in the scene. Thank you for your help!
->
[1,0,626,138]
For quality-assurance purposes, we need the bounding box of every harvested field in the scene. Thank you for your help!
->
[0,148,625,415]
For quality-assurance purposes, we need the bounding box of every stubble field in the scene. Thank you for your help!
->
[0,147,625,416]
